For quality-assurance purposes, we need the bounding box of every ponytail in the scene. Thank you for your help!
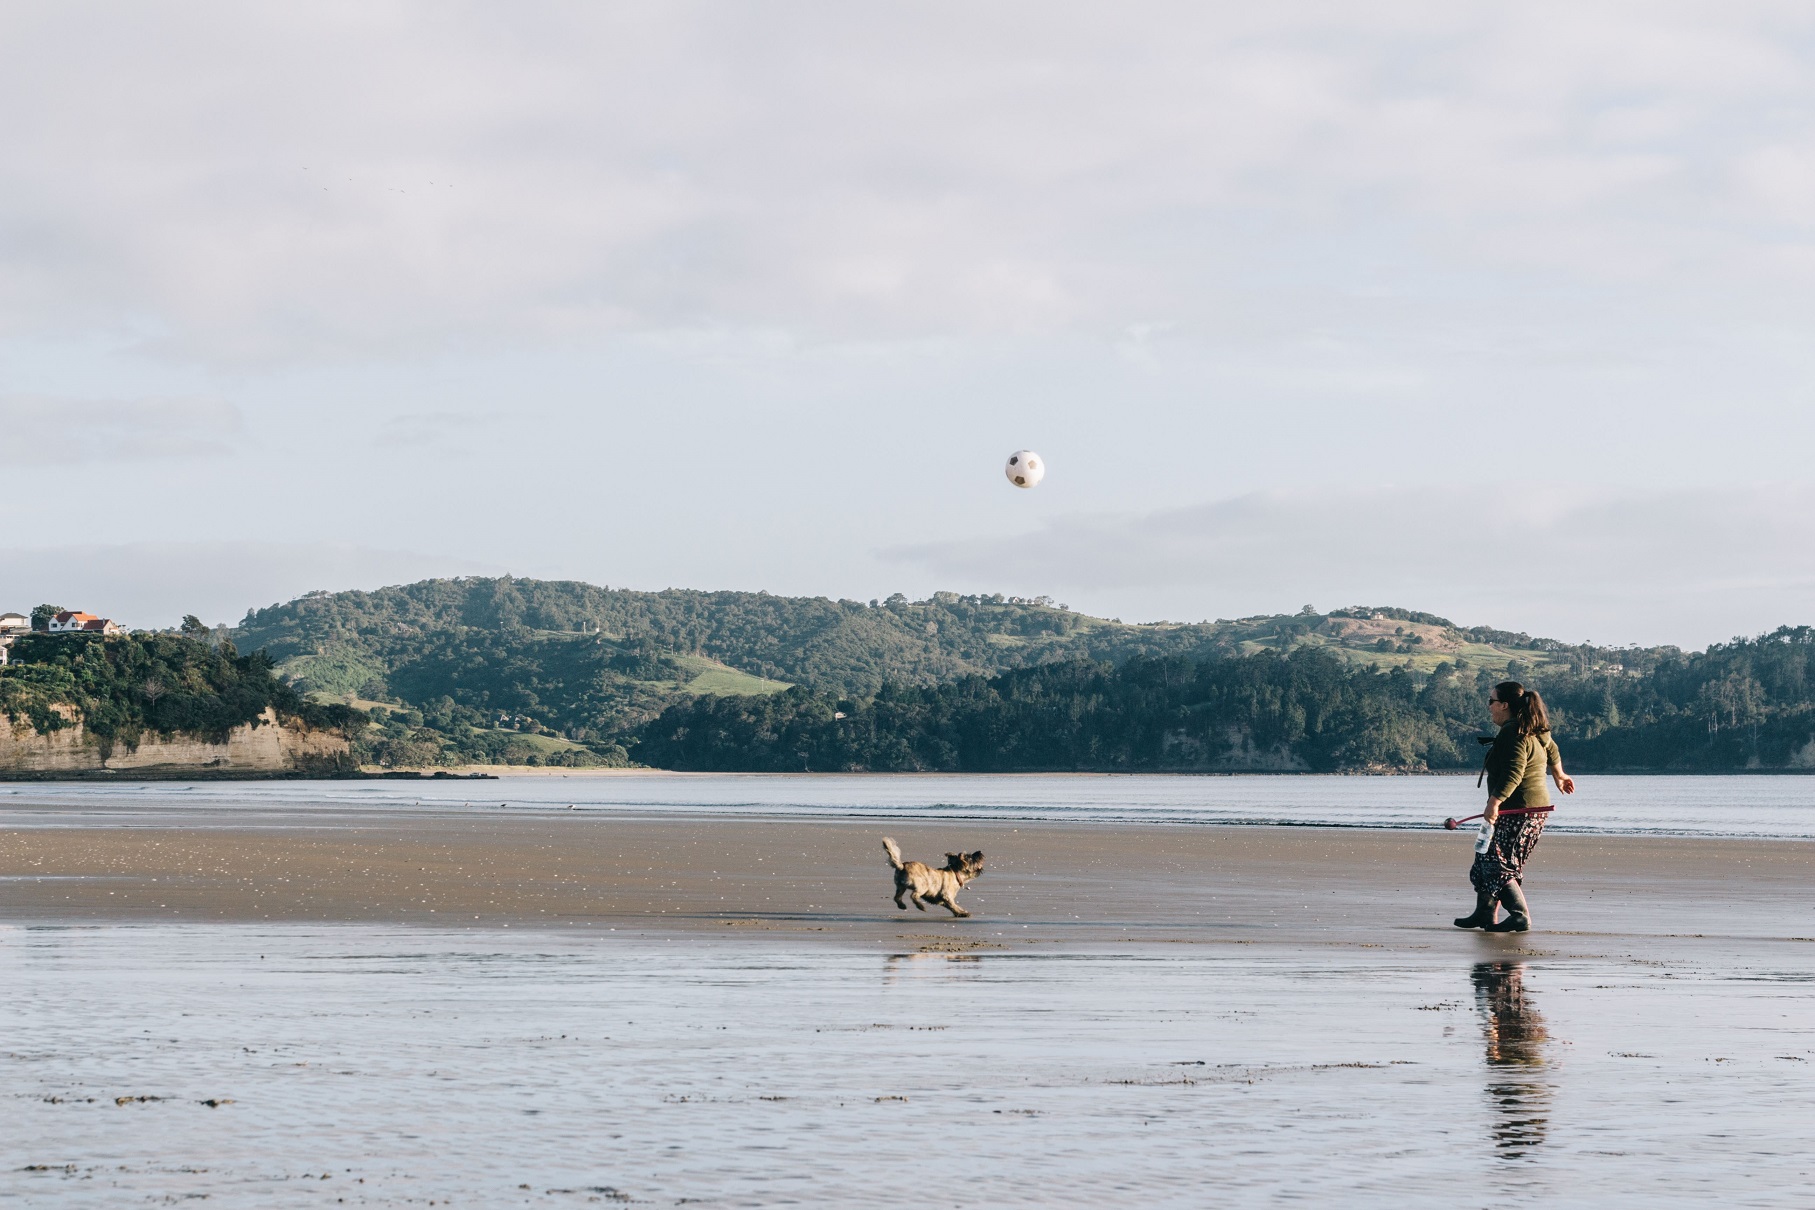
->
[1494,680,1550,739]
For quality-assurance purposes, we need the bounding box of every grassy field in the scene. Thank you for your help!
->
[1231,621,1571,677]
[668,654,791,696]
[306,692,398,713]
[483,729,591,754]
[306,654,788,731]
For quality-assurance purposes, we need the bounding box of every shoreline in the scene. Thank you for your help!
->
[4,811,1810,964]
[10,815,1812,1204]
[8,765,1815,781]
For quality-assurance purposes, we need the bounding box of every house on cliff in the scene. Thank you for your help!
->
[47,611,124,635]
[0,611,26,666]
[0,612,28,662]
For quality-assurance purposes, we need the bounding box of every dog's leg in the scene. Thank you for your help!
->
[911,893,927,912]
[940,895,970,918]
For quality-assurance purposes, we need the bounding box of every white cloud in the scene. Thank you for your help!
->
[375,410,506,449]
[881,484,1815,647]
[1,5,1813,650]
[0,395,241,463]
[0,542,504,629]
[4,3,1815,361]
[1735,142,1815,222]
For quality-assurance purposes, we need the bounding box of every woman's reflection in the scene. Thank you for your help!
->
[1472,961,1553,1157]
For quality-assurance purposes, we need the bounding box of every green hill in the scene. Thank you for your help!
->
[230,576,1677,769]
[638,627,1815,774]
[14,579,1776,775]
[236,578,1651,700]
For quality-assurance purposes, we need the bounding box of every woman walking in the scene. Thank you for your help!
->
[1454,681,1574,933]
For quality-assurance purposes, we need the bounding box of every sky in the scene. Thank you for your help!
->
[3,2,1814,648]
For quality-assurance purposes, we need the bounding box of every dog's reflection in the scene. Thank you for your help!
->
[882,951,986,984]
[1472,961,1553,1157]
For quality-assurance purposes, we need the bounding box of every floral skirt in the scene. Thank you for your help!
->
[1469,811,1547,899]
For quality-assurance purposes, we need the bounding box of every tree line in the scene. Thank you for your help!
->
[0,631,361,760]
[634,628,1815,773]
[6,606,1811,773]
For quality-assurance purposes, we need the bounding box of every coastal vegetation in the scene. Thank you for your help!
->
[207,577,1815,772]
[635,649,1486,773]
[1556,626,1815,770]
[0,631,361,757]
[227,577,1618,766]
[636,627,1815,773]
[235,578,1613,702]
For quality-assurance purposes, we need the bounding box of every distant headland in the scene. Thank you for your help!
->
[2,577,1810,777]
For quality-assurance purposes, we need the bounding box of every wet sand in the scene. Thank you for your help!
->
[8,805,1815,1205]
[4,809,1811,959]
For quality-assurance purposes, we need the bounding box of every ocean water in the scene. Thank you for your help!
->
[3,771,1813,838]
[5,923,1813,1207]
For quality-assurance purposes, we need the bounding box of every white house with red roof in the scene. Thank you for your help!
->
[47,611,123,635]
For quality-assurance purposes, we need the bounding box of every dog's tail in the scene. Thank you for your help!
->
[881,836,904,870]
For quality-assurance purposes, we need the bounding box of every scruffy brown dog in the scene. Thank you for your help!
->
[882,836,985,917]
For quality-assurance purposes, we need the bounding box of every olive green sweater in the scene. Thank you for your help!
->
[1483,724,1557,809]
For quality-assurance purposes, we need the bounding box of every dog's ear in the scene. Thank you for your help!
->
[969,851,985,863]
[945,852,961,863]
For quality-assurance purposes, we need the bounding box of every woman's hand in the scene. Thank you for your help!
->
[1551,764,1575,795]
[1484,797,1502,824]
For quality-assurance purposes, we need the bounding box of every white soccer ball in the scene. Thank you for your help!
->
[1004,449,1045,489]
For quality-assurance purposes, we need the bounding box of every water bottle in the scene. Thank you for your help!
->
[1474,818,1494,854]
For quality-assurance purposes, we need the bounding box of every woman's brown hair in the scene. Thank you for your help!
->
[1494,680,1550,738]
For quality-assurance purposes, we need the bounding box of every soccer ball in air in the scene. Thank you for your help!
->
[1005,450,1045,489]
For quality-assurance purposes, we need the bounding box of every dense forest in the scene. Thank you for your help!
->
[230,576,1665,767]
[635,650,1485,773]
[234,576,1212,700]
[636,629,1815,773]
[6,579,1811,772]
[206,576,1815,772]
[0,631,361,760]
[1559,626,1815,769]
[236,579,1654,698]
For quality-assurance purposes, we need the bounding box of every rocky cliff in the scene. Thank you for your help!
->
[0,706,350,776]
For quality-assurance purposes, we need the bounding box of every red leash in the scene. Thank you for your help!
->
[1443,805,1554,830]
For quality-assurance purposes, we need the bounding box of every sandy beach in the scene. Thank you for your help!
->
[4,808,1811,959]
[8,794,1815,1206]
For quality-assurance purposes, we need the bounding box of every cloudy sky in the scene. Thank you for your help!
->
[3,2,1813,647]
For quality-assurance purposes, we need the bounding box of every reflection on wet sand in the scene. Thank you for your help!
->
[882,950,986,983]
[12,927,1815,1204]
[1473,961,1553,1158]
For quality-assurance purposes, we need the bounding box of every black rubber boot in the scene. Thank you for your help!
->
[1484,882,1531,932]
[1453,891,1496,929]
